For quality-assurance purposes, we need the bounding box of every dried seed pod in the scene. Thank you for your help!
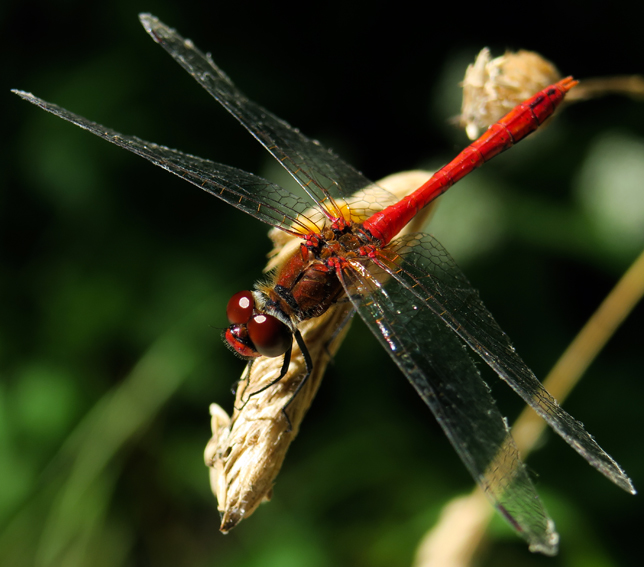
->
[460,48,561,140]
[460,48,644,141]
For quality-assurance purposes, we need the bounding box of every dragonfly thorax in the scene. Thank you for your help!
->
[224,229,362,359]
[269,227,368,322]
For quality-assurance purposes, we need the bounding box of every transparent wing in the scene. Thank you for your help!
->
[13,90,321,236]
[340,255,559,554]
[139,14,398,224]
[371,233,635,494]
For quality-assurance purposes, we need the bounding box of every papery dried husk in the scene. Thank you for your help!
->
[460,48,561,140]
[204,170,436,532]
[459,48,644,142]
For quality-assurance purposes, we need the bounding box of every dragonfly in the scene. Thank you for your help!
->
[14,14,635,555]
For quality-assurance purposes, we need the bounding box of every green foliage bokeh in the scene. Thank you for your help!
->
[2,1,643,566]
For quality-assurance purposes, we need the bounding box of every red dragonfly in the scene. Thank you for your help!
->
[14,14,634,555]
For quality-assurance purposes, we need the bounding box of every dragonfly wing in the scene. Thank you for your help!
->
[374,233,635,494]
[139,14,398,223]
[341,257,559,554]
[13,91,321,236]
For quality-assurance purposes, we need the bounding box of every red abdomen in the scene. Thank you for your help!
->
[362,77,578,245]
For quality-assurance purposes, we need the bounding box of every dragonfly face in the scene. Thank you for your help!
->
[224,290,292,359]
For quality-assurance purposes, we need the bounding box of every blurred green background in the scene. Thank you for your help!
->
[3,1,643,566]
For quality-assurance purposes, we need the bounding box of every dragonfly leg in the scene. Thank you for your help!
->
[236,330,313,431]
[280,329,314,431]
[236,346,293,414]
[231,361,252,397]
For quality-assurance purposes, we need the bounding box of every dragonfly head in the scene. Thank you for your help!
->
[223,290,292,359]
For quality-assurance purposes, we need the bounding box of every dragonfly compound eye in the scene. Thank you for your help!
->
[226,290,255,324]
[247,314,292,358]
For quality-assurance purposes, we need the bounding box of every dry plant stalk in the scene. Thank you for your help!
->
[564,75,644,103]
[204,171,436,532]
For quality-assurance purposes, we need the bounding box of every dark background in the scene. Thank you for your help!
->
[2,1,643,566]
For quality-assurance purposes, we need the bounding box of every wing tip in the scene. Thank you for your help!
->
[138,13,155,29]
[526,517,559,556]
[12,89,34,99]
[139,13,164,39]
[616,473,637,495]
[590,447,636,494]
